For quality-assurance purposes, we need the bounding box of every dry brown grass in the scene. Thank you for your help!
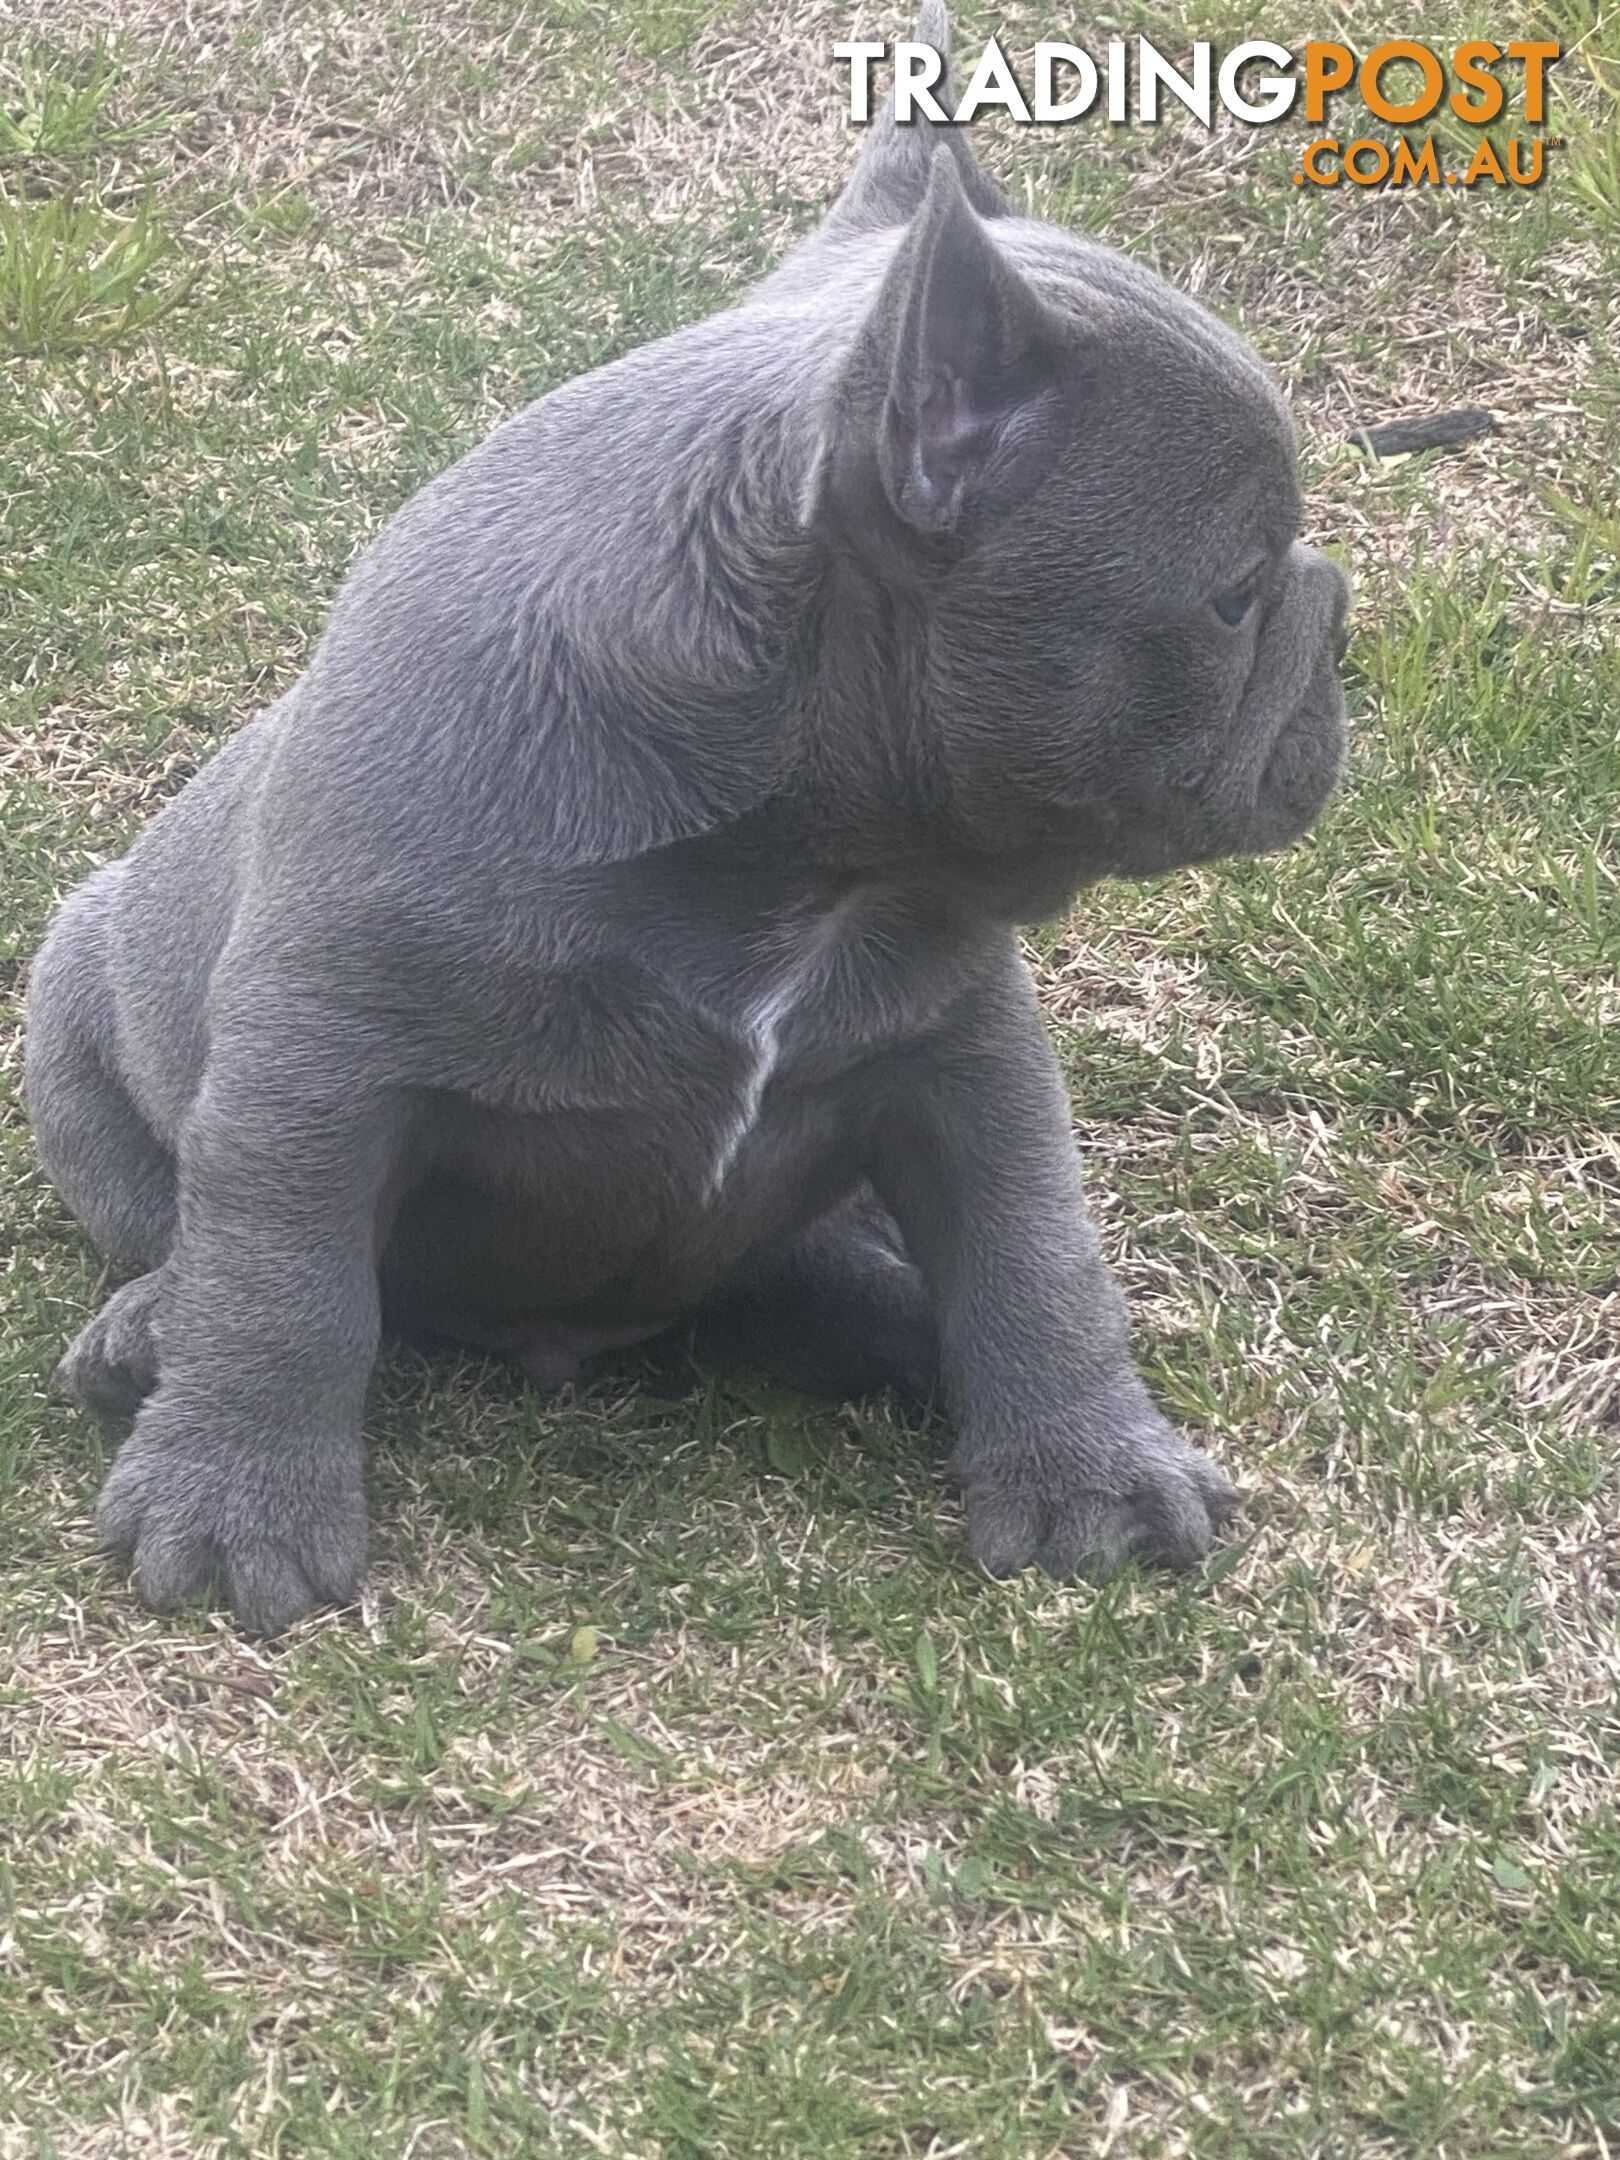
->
[2,3,1616,2154]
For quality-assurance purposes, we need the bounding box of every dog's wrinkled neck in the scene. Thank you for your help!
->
[802,553,947,820]
[774,535,1113,911]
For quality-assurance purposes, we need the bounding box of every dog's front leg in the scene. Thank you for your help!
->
[95,1024,405,1635]
[871,956,1238,1582]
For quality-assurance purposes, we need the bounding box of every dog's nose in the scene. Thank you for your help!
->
[1328,563,1351,655]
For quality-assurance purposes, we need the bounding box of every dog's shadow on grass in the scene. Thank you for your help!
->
[362,1330,953,1571]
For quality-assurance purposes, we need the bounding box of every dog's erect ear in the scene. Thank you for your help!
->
[827,1,1010,234]
[809,150,1072,543]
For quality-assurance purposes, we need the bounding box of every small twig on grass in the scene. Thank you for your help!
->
[1351,406,1497,458]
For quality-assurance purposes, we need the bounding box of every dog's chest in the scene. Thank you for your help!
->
[409,885,962,1319]
[702,908,855,1199]
[444,883,947,1240]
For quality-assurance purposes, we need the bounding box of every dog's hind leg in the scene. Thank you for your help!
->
[692,1188,940,1407]
[27,873,178,1422]
[25,870,177,1271]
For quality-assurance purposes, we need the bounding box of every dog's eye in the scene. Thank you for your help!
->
[1212,576,1260,628]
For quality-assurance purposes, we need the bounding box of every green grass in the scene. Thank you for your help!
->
[1,5,1617,2156]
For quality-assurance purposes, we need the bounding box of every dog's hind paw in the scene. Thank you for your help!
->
[56,1271,166,1427]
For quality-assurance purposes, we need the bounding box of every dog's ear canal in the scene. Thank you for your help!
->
[814,152,1072,544]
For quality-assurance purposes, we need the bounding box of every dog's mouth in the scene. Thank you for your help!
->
[1108,665,1346,876]
[1252,694,1346,846]
[1215,571,1349,856]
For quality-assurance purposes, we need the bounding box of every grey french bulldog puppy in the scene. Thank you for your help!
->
[25,3,1348,1635]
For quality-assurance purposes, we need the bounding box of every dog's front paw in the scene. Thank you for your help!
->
[956,1408,1238,1583]
[97,1393,367,1636]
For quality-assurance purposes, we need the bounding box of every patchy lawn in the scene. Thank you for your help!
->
[1,2,1616,2154]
